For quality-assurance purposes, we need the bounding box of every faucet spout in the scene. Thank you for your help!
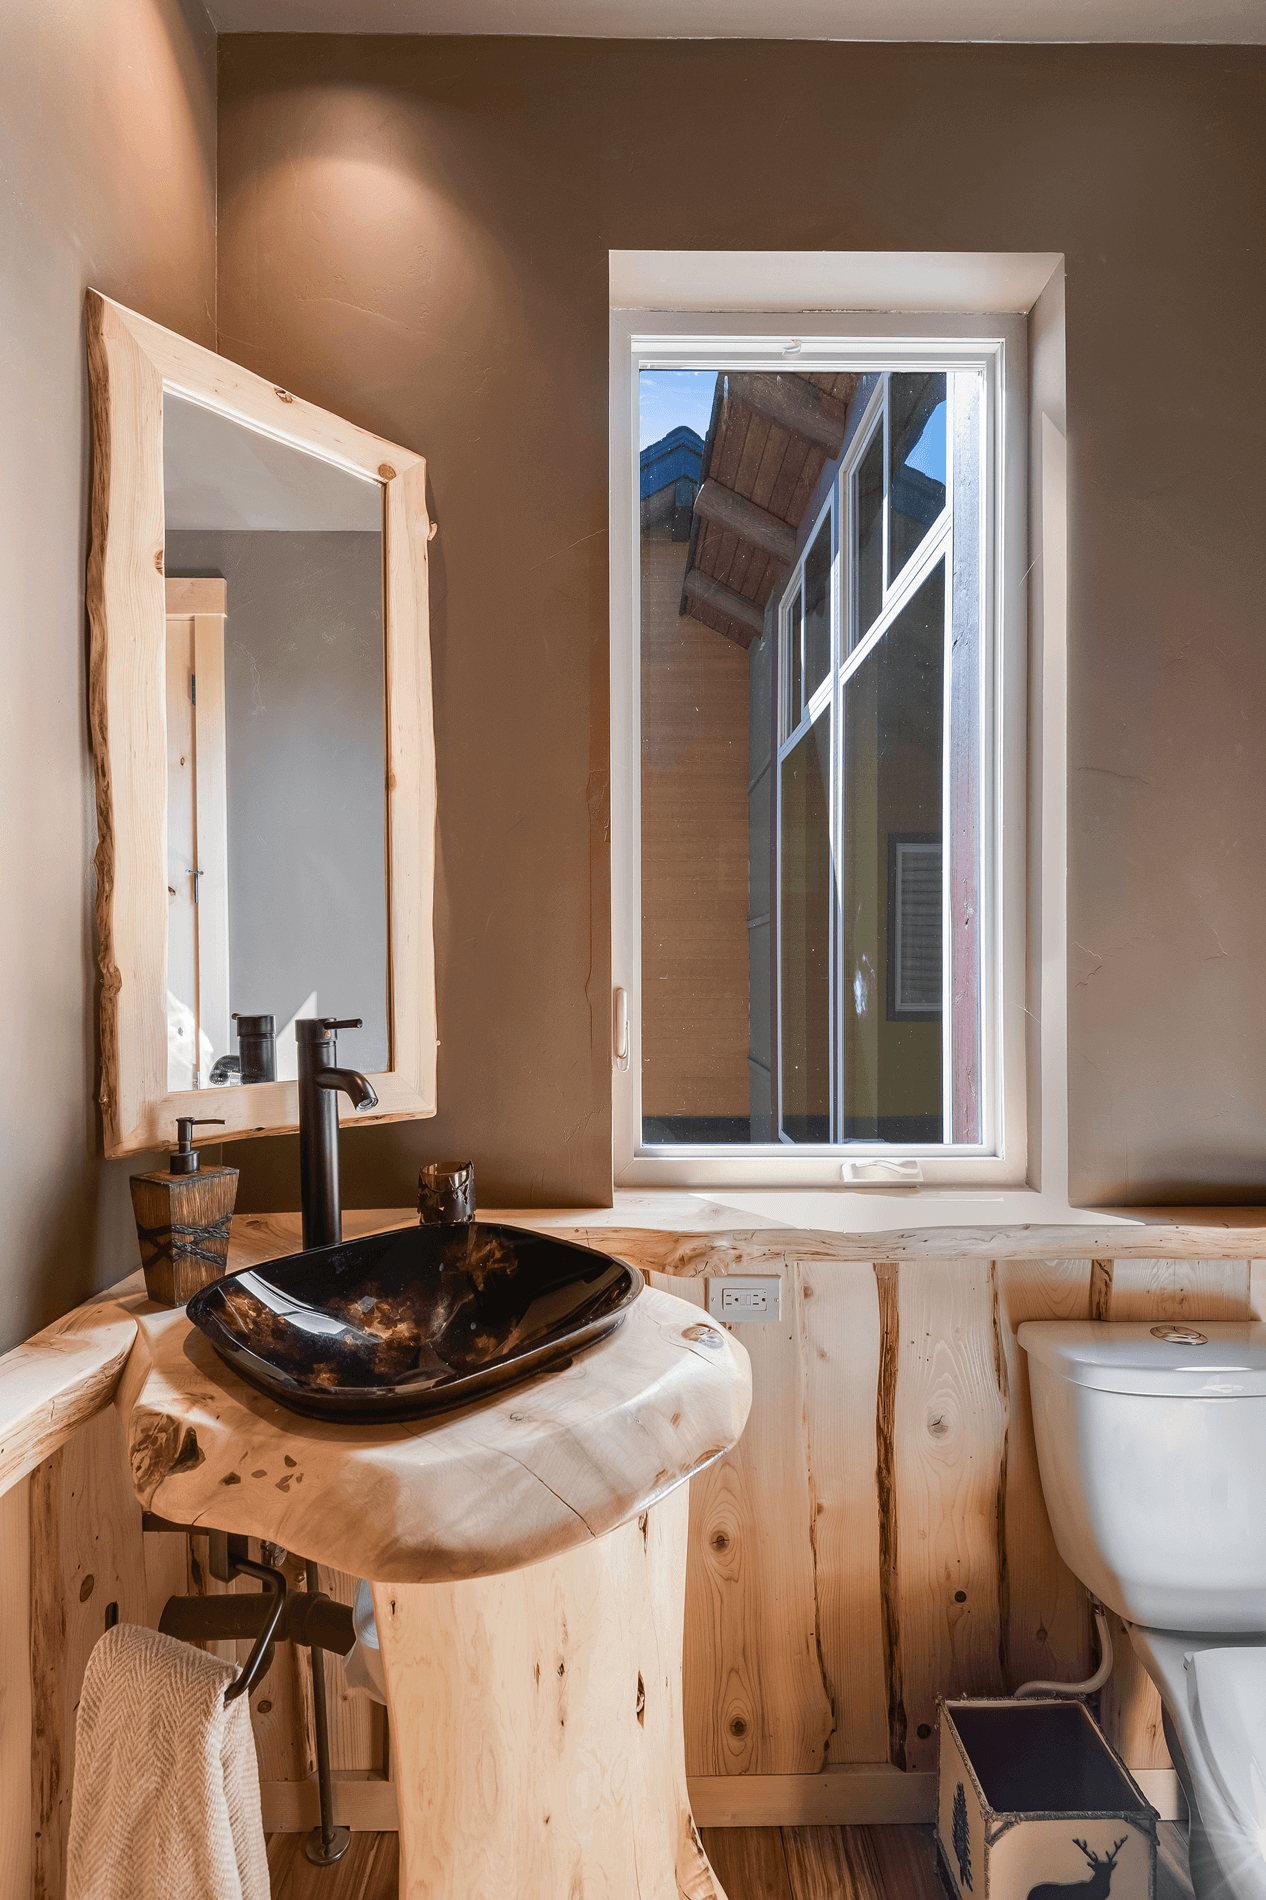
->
[315,1067,379,1113]
[296,1018,378,1250]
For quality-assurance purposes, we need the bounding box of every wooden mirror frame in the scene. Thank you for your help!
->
[86,290,437,1158]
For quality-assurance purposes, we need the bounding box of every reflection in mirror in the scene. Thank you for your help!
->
[163,394,388,1092]
[638,364,977,1151]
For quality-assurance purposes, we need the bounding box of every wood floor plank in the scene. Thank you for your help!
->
[866,1824,946,1900]
[783,1825,885,1900]
[266,1829,398,1900]
[701,1825,793,1900]
[1156,1820,1195,1900]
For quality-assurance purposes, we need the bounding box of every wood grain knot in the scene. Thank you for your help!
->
[954,1591,967,1603]
[710,1532,730,1553]
[154,549,164,572]
[917,1723,933,1739]
[728,1716,748,1738]
[636,1673,646,1726]
[274,386,294,403]
[79,1574,95,1602]
[928,1412,949,1436]
[681,1324,722,1349]
[1036,1626,1048,1643]
[221,1472,241,1485]
[257,1700,272,1714]
[378,462,396,479]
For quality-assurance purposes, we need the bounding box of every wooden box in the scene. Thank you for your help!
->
[937,1698,1158,1900]
[129,1165,238,1306]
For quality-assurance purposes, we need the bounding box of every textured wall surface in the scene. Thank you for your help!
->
[0,0,218,1349]
[212,38,1266,1212]
[165,529,390,1078]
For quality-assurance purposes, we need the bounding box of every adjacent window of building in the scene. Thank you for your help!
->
[622,327,1017,1179]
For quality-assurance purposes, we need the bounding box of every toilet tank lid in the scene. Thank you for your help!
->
[1017,1321,1266,1396]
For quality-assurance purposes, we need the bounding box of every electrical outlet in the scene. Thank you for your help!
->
[707,1276,782,1323]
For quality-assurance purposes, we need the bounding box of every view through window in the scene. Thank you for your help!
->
[638,362,986,1152]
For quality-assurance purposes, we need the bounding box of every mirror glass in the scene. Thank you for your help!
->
[163,393,388,1093]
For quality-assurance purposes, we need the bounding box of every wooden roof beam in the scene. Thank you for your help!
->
[681,570,765,643]
[726,371,847,458]
[693,480,797,565]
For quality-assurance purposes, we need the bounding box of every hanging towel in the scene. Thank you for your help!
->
[341,1578,388,1704]
[66,1623,269,1900]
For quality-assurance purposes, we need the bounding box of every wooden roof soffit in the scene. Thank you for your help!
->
[682,571,764,648]
[723,371,847,459]
[692,479,797,567]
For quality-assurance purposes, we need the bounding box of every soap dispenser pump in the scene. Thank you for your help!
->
[129,1118,239,1306]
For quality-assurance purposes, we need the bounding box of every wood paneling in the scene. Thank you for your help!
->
[665,1272,833,1777]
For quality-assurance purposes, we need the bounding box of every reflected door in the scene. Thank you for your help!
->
[165,579,229,1090]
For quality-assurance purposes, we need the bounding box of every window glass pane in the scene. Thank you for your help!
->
[855,428,883,647]
[787,591,802,732]
[841,560,944,1142]
[779,710,832,1143]
[888,372,947,585]
[803,514,831,703]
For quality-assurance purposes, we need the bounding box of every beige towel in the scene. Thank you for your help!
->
[66,1623,269,1900]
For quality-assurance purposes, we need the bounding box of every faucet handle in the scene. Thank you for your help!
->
[321,1017,363,1031]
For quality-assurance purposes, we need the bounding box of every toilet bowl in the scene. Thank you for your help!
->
[1018,1321,1266,1900]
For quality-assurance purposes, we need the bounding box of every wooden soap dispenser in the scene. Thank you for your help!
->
[129,1117,239,1306]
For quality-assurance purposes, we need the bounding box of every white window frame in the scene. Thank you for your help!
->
[610,255,1066,1198]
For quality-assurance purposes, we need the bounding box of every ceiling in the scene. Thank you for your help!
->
[206,0,1266,38]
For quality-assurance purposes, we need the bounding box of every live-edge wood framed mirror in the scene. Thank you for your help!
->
[86,290,437,1158]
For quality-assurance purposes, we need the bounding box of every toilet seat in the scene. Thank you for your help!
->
[1128,1628,1266,1900]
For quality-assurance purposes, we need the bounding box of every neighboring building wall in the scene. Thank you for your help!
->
[0,0,217,1348]
[641,533,750,1127]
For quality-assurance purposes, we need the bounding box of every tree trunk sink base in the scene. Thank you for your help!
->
[373,1486,725,1900]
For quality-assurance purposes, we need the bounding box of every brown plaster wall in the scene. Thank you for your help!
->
[211,37,1265,1210]
[0,0,218,1349]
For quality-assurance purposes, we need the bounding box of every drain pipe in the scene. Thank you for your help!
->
[1014,1596,1113,1700]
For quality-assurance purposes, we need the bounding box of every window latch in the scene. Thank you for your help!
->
[840,1158,923,1186]
[612,987,630,1073]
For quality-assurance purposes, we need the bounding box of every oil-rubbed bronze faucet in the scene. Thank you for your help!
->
[296,1018,378,1249]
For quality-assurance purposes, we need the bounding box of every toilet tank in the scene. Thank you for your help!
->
[1018,1322,1266,1633]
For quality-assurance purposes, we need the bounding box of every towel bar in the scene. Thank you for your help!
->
[144,1514,352,1867]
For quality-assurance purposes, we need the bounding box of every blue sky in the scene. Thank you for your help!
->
[907,400,946,482]
[638,370,717,450]
[639,369,948,483]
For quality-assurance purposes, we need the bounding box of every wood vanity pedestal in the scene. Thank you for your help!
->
[114,1218,752,1900]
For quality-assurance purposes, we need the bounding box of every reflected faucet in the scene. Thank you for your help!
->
[296,1018,379,1249]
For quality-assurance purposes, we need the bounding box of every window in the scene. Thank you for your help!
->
[611,300,1033,1190]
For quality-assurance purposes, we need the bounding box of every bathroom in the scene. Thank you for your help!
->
[2,4,1265,1898]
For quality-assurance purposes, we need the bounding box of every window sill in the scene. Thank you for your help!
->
[488,1189,1266,1258]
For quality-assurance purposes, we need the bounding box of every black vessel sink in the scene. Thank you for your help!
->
[185,1222,642,1422]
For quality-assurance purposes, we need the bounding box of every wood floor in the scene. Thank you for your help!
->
[265,1822,1196,1898]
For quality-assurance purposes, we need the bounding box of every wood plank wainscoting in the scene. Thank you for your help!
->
[0,1212,1261,1897]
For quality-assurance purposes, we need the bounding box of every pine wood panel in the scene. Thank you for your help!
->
[889,1262,1010,1771]
[995,1259,1094,1689]
[29,1407,152,1900]
[795,1261,888,1766]
[1107,1257,1251,1321]
[665,1270,833,1777]
[0,1483,31,1900]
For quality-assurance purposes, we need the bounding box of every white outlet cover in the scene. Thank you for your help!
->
[707,1276,782,1323]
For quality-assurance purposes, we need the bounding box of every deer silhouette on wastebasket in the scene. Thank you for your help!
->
[1027,1837,1129,1900]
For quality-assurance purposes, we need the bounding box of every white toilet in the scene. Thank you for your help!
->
[1019,1320,1266,1900]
